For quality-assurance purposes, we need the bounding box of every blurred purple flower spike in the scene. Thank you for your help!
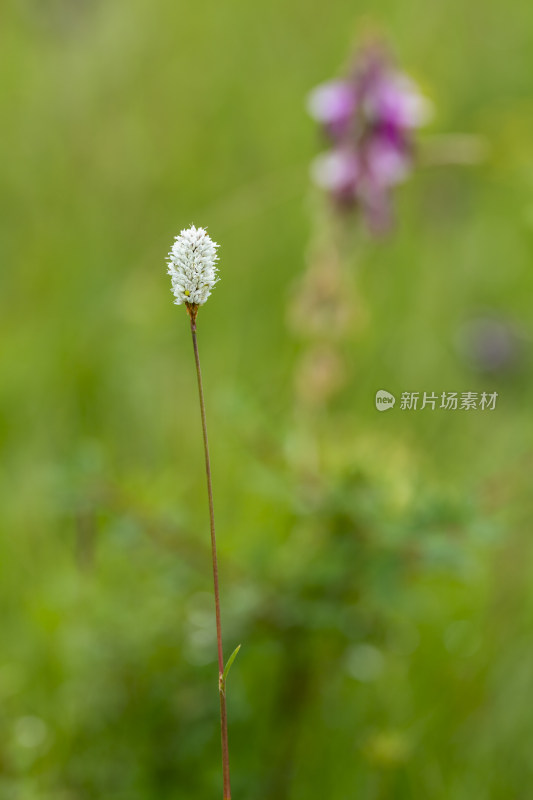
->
[308,42,432,234]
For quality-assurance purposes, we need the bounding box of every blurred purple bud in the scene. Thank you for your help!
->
[359,185,394,235]
[311,148,360,203]
[365,74,432,130]
[365,134,412,186]
[307,81,357,139]
[457,317,525,374]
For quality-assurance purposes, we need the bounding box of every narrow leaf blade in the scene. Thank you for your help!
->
[222,644,242,683]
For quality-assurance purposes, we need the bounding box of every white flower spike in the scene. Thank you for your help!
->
[167,225,219,309]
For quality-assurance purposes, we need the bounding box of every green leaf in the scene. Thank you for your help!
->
[222,644,241,684]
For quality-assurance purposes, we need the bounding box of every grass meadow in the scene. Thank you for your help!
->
[1,0,533,797]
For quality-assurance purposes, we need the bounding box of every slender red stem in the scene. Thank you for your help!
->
[190,313,232,800]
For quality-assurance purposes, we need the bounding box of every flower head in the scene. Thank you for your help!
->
[308,41,432,234]
[167,225,219,307]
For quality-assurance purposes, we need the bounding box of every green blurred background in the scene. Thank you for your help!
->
[1,0,533,797]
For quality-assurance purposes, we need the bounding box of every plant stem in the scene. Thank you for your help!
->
[189,311,232,800]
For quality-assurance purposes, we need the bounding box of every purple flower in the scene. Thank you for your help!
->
[456,317,525,374]
[307,81,357,140]
[308,43,431,233]
[310,148,361,203]
[364,74,432,130]
[365,132,411,186]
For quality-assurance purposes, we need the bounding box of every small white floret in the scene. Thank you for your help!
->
[167,225,219,306]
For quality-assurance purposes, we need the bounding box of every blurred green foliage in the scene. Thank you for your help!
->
[1,0,533,797]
